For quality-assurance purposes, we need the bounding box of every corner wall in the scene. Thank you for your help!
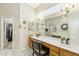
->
[19,3,36,49]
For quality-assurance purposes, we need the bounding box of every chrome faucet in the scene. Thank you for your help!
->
[65,38,70,45]
[61,37,70,45]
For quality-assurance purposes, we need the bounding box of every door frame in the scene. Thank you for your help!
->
[1,16,14,49]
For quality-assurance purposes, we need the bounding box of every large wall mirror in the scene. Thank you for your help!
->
[28,21,34,31]
[44,15,69,37]
[28,18,41,33]
[28,15,69,37]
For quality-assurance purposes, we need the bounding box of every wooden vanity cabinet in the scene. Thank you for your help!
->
[60,49,79,56]
[50,45,60,56]
[29,36,79,56]
[29,36,32,48]
[50,46,79,56]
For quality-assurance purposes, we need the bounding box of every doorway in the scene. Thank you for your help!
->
[1,16,13,49]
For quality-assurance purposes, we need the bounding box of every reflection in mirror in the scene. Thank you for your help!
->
[28,14,69,39]
[44,15,69,37]
[61,24,68,30]
[28,21,34,31]
[28,17,45,35]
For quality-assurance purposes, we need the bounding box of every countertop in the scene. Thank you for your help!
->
[31,35,79,54]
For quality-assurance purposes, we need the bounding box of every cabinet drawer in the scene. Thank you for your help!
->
[60,49,79,56]
[42,42,50,48]
[50,45,59,53]
[50,50,59,56]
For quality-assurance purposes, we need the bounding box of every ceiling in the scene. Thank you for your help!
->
[27,3,41,8]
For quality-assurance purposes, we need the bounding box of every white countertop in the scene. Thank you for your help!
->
[31,35,79,54]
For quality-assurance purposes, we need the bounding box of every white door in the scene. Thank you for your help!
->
[1,18,6,49]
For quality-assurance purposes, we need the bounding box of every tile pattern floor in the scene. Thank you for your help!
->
[0,48,33,56]
[5,42,12,49]
[0,40,33,56]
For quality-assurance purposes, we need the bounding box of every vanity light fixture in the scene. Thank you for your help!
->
[60,4,75,14]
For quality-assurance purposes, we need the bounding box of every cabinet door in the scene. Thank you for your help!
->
[50,45,60,53]
[50,45,60,56]
[50,50,59,56]
[29,36,32,48]
[60,49,79,56]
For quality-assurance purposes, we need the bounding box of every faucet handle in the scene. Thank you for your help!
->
[65,38,70,45]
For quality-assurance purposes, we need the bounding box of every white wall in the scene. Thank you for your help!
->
[20,3,36,49]
[68,9,79,46]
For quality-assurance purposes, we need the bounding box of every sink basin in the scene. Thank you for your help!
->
[35,34,41,37]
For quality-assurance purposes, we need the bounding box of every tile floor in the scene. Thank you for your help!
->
[0,48,33,56]
[5,42,12,49]
[0,40,33,56]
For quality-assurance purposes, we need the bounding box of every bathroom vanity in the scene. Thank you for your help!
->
[29,35,79,56]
